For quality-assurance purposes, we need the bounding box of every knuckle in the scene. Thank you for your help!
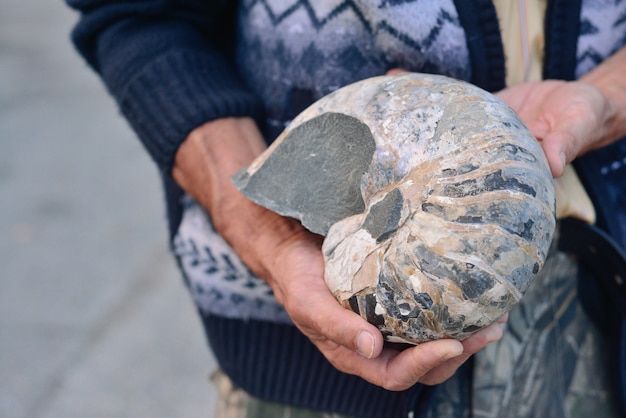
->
[382,379,411,392]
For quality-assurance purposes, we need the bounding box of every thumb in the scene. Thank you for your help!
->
[285,275,385,359]
[541,114,594,177]
[386,68,409,75]
[540,133,568,178]
[298,292,383,359]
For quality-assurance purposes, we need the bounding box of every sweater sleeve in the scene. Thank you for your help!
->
[67,0,265,174]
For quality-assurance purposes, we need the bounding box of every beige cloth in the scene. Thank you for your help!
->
[493,0,596,223]
[210,370,353,418]
[494,0,546,86]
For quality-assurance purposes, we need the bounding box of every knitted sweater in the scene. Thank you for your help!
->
[68,0,626,416]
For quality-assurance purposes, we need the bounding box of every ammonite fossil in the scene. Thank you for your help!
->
[233,73,556,344]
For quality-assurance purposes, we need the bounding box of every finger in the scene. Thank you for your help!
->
[496,87,525,112]
[284,273,384,359]
[305,337,459,391]
[496,312,509,324]
[380,339,464,390]
[419,320,505,385]
[461,320,505,353]
[540,131,571,178]
[386,68,408,75]
[270,238,386,359]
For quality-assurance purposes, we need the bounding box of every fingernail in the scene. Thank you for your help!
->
[485,323,504,344]
[560,152,567,169]
[356,331,375,359]
[443,345,464,361]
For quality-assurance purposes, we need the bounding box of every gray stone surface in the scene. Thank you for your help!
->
[0,1,217,417]
[234,112,376,236]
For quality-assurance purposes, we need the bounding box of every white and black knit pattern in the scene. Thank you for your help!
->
[576,0,626,78]
[236,0,469,138]
[173,195,292,323]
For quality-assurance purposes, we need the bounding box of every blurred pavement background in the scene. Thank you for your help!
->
[0,1,217,417]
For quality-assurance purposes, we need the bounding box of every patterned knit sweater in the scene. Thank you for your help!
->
[68,0,626,416]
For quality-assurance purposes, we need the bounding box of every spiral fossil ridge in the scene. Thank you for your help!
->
[233,73,556,344]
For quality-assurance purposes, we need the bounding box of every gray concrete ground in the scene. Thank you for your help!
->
[1,1,218,417]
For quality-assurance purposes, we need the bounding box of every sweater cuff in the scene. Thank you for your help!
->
[117,49,265,174]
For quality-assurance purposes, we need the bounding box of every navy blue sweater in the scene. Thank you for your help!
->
[67,0,626,416]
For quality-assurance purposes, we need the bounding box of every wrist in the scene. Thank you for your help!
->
[579,47,626,148]
[173,117,265,214]
[172,117,314,283]
[215,190,311,283]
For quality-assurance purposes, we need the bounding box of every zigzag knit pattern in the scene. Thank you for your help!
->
[576,0,626,78]
[236,0,470,140]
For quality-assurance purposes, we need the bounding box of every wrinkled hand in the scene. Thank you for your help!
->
[269,229,507,390]
[174,117,506,391]
[496,81,613,177]
[497,47,626,177]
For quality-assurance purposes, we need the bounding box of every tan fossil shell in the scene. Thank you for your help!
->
[233,73,556,344]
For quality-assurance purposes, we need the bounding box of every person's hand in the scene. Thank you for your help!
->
[496,46,626,177]
[265,223,507,390]
[496,80,613,177]
[173,117,506,390]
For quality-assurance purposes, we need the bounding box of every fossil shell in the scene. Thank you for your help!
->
[233,73,556,344]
